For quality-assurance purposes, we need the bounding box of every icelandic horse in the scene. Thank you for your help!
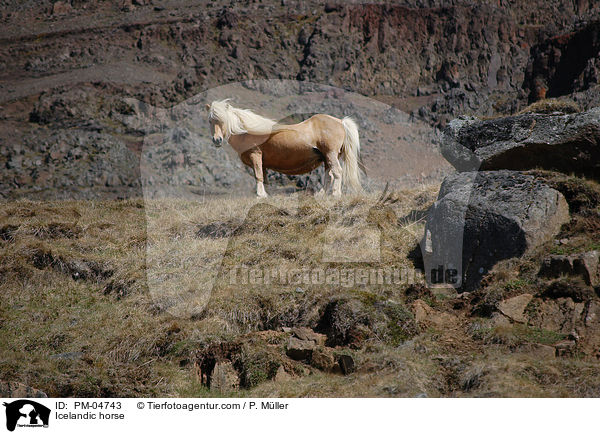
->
[206,100,362,197]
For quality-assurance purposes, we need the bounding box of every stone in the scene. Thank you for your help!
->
[412,299,457,327]
[310,346,336,371]
[0,382,47,398]
[422,171,569,292]
[554,340,576,357]
[539,251,599,286]
[528,298,586,334]
[490,312,511,327]
[291,327,327,346]
[121,0,134,11]
[498,294,534,323]
[210,361,239,393]
[575,251,600,287]
[273,365,291,382]
[52,1,73,15]
[539,255,576,277]
[337,354,355,375]
[286,337,315,361]
[440,108,600,180]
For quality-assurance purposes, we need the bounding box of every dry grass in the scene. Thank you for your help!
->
[2,184,600,397]
[518,98,581,115]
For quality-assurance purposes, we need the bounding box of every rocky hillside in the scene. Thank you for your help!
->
[1,0,599,199]
[2,175,599,398]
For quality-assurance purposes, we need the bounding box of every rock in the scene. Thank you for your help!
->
[539,255,575,277]
[52,1,73,15]
[310,346,336,372]
[539,251,599,287]
[542,277,596,303]
[440,108,600,180]
[554,340,576,357]
[210,361,239,393]
[291,327,327,346]
[489,312,511,327]
[413,300,432,323]
[498,294,533,323]
[0,382,47,398]
[577,251,600,287]
[337,354,355,375]
[412,299,457,327]
[528,298,586,334]
[422,171,570,291]
[525,22,600,101]
[286,337,315,361]
[273,365,291,382]
[121,0,134,11]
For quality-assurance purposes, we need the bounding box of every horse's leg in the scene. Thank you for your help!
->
[325,152,342,197]
[262,167,268,185]
[249,151,268,198]
[317,162,330,196]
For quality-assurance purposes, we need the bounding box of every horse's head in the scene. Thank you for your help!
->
[206,101,226,147]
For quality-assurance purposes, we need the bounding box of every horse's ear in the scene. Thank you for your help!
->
[205,103,210,111]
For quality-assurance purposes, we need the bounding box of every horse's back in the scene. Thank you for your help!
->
[305,114,345,148]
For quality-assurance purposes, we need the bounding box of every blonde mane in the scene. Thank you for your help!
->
[208,100,277,138]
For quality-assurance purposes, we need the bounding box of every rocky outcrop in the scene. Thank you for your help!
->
[0,0,599,199]
[524,21,600,101]
[194,327,358,391]
[422,171,570,292]
[440,108,600,179]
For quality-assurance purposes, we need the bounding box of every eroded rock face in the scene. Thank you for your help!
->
[422,171,570,292]
[539,251,600,287]
[1,1,598,200]
[525,21,600,101]
[440,108,600,179]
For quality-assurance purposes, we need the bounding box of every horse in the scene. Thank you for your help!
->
[206,100,362,197]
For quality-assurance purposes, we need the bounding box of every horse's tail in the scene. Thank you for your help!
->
[340,117,362,192]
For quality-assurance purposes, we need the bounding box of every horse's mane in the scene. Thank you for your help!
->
[208,99,280,138]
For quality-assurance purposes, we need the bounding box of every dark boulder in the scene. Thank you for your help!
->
[440,108,600,179]
[422,171,569,292]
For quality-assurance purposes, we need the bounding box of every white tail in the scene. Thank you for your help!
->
[340,117,362,192]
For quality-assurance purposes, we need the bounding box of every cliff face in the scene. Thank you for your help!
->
[0,0,599,198]
[525,21,600,103]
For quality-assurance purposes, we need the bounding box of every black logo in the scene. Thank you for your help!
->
[3,400,50,432]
